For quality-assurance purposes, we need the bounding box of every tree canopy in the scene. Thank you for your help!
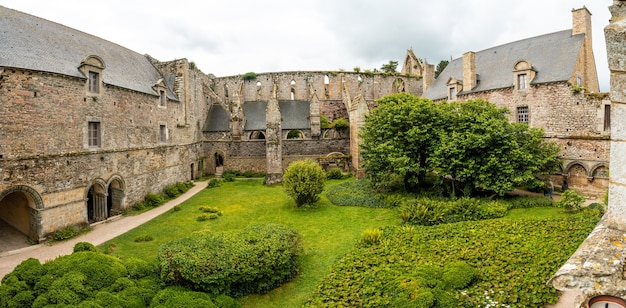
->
[359,93,561,196]
[435,60,449,78]
[380,60,399,73]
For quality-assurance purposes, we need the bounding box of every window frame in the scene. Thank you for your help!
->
[517,106,529,124]
[517,73,528,90]
[159,124,167,143]
[88,121,101,148]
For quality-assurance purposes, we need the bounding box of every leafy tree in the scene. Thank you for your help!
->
[360,93,444,192]
[435,60,449,78]
[283,159,326,206]
[380,60,398,73]
[431,100,561,196]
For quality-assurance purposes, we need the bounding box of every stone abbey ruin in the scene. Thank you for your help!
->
[2,2,626,305]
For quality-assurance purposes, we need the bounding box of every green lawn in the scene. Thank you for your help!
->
[99,179,401,307]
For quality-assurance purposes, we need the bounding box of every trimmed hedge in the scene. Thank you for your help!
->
[158,223,302,297]
[326,180,385,208]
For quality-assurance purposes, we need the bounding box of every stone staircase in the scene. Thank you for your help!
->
[215,166,223,178]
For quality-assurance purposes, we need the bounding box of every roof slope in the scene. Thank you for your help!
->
[0,6,173,97]
[423,30,583,100]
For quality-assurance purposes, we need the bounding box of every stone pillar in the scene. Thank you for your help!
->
[548,2,626,304]
[462,51,476,92]
[265,84,283,184]
[310,91,321,138]
[230,84,244,140]
[423,61,435,92]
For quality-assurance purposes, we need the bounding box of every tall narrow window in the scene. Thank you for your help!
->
[517,106,529,123]
[88,71,100,93]
[159,90,166,107]
[88,121,101,147]
[604,104,611,131]
[517,74,527,90]
[159,125,167,142]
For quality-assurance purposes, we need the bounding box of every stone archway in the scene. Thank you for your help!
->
[87,181,107,223]
[107,176,125,217]
[566,163,589,188]
[0,185,43,243]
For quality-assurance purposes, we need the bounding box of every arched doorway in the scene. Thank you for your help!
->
[107,177,125,217]
[566,163,589,188]
[0,185,43,246]
[87,182,107,223]
[215,152,225,176]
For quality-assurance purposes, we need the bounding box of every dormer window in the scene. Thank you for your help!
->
[88,71,100,93]
[513,60,536,91]
[446,77,461,101]
[153,79,168,108]
[518,74,528,90]
[79,55,105,96]
[449,87,457,101]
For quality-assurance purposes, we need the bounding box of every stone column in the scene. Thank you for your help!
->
[265,83,283,184]
[548,2,626,303]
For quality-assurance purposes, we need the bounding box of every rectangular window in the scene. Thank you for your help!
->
[448,87,456,100]
[88,71,100,93]
[604,104,611,131]
[159,125,167,142]
[518,74,527,90]
[517,106,529,123]
[159,90,166,106]
[88,121,101,147]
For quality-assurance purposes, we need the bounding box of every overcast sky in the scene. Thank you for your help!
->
[0,0,613,91]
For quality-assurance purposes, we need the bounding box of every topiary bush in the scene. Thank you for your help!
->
[158,223,302,297]
[283,159,326,206]
[73,242,96,253]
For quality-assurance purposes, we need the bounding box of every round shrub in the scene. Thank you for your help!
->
[207,178,222,188]
[326,168,344,180]
[150,286,217,308]
[283,159,326,206]
[158,223,302,297]
[123,257,157,279]
[73,242,96,253]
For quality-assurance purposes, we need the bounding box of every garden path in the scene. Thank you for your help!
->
[0,180,208,281]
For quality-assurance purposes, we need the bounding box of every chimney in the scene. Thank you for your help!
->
[572,6,600,92]
[423,61,435,91]
[572,6,592,42]
[462,51,476,92]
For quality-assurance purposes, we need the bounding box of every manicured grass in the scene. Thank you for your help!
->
[99,179,400,307]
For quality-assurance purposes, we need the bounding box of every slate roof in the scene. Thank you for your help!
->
[279,101,311,129]
[243,101,268,131]
[423,30,583,100]
[0,6,177,99]
[203,104,230,132]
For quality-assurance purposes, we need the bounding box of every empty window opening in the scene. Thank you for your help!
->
[324,75,330,85]
[159,125,167,142]
[88,121,101,148]
[604,104,611,131]
[287,130,303,139]
[290,88,295,100]
[159,90,166,106]
[517,106,529,123]
[448,87,456,101]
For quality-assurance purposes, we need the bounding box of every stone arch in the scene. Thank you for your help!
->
[392,78,406,93]
[249,131,266,140]
[564,162,589,187]
[0,185,43,241]
[107,175,126,217]
[86,179,107,223]
[286,130,303,139]
[591,163,609,179]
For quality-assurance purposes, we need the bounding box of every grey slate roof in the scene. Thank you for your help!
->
[243,101,268,131]
[279,101,310,129]
[0,6,177,99]
[423,30,583,100]
[204,104,230,132]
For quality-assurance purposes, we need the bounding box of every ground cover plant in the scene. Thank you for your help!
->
[306,214,600,307]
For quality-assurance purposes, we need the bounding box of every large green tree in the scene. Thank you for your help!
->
[360,93,444,191]
[360,95,561,196]
[431,100,561,196]
[380,60,399,73]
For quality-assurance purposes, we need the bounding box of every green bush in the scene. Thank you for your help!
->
[222,173,235,182]
[163,185,182,199]
[207,178,222,188]
[320,115,330,129]
[326,180,385,207]
[326,168,344,180]
[52,225,84,241]
[505,196,554,209]
[150,286,217,308]
[330,118,349,129]
[242,72,257,81]
[199,206,222,215]
[158,223,302,297]
[556,190,586,212]
[123,257,157,279]
[144,193,165,208]
[73,242,96,253]
[196,215,209,221]
[399,197,508,226]
[283,159,326,206]
[134,235,154,242]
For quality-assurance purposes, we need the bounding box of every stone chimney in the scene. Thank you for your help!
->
[422,61,435,91]
[572,6,600,92]
[462,51,476,92]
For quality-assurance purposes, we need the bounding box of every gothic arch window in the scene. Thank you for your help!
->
[286,130,303,139]
[290,80,296,100]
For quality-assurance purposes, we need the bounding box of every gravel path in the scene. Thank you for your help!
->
[0,180,208,281]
